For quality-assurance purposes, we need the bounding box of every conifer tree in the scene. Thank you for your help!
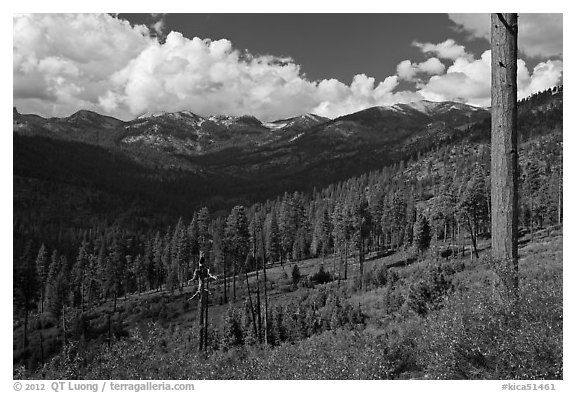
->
[457,166,489,258]
[413,211,431,255]
[225,206,249,300]
[352,196,371,290]
[265,212,281,264]
[14,241,40,348]
[35,243,48,314]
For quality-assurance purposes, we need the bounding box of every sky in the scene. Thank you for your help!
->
[13,13,563,122]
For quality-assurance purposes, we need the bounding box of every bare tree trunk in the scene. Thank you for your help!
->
[344,241,348,280]
[23,310,29,349]
[530,196,534,242]
[359,238,365,291]
[204,280,209,350]
[106,312,110,348]
[223,257,228,304]
[338,248,342,287]
[558,166,562,225]
[491,13,519,295]
[198,287,205,351]
[244,267,258,340]
[262,254,269,346]
[254,256,262,344]
[39,323,44,364]
[232,258,236,301]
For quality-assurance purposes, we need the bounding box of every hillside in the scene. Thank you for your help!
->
[18,225,562,379]
[13,87,563,379]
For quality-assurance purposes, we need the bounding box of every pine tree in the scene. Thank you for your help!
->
[72,241,90,311]
[352,196,371,290]
[152,232,164,291]
[412,211,431,255]
[225,206,249,300]
[291,264,301,286]
[279,196,296,265]
[332,202,346,283]
[222,306,243,348]
[524,160,542,241]
[197,207,211,254]
[35,243,48,314]
[391,192,408,249]
[14,241,40,348]
[457,166,489,258]
[107,236,126,311]
[265,212,281,264]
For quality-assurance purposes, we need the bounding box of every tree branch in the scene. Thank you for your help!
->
[497,13,518,36]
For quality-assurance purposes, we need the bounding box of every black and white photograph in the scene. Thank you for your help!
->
[10,4,566,386]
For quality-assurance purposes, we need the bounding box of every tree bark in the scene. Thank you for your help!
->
[344,241,348,280]
[262,253,269,346]
[244,267,258,340]
[232,258,236,301]
[198,286,205,351]
[254,256,262,344]
[204,280,209,350]
[223,259,228,304]
[558,166,562,225]
[491,13,519,294]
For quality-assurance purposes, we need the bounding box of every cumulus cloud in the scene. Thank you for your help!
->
[13,13,424,121]
[413,39,472,61]
[312,75,422,118]
[396,58,445,82]
[149,13,167,39]
[418,49,563,106]
[13,13,153,116]
[448,13,563,58]
[13,14,564,122]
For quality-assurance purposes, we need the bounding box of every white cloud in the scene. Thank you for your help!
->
[13,14,425,121]
[13,13,153,116]
[448,13,563,58]
[417,49,563,106]
[413,39,472,61]
[396,58,445,82]
[149,13,167,38]
[13,14,564,122]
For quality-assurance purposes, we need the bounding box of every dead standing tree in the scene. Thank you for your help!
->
[491,13,519,297]
[189,251,217,351]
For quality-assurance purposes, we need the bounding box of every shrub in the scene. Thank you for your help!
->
[310,265,332,285]
[416,281,562,379]
[221,306,243,349]
[406,263,454,317]
[291,264,301,285]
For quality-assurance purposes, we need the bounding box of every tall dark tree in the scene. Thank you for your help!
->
[265,212,281,265]
[458,166,489,258]
[35,243,48,314]
[72,241,90,311]
[413,211,432,255]
[152,232,164,291]
[225,206,249,300]
[14,241,40,348]
[197,207,211,255]
[107,236,126,311]
[351,196,371,290]
[279,196,296,266]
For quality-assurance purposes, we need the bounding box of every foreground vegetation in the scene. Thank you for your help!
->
[17,227,562,380]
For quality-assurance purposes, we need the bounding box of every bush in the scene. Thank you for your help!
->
[291,264,301,285]
[416,281,562,379]
[406,263,454,317]
[310,265,332,285]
